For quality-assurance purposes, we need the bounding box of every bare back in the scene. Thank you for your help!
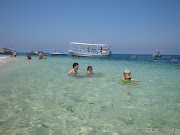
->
[69,69,77,75]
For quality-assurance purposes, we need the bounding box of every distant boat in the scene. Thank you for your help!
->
[49,48,68,56]
[153,49,163,57]
[49,52,68,55]
[171,58,179,61]
[0,48,12,54]
[68,42,111,57]
[26,50,43,55]
[26,51,38,55]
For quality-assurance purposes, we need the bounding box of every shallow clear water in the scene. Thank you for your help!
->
[0,54,180,135]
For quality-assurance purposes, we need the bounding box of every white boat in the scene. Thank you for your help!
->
[49,52,68,55]
[68,42,111,57]
[153,49,163,57]
[171,58,179,61]
[26,51,38,55]
[49,48,68,55]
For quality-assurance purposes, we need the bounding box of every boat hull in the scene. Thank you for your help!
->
[49,52,68,55]
[153,54,163,57]
[0,51,12,54]
[69,51,111,57]
[26,53,38,55]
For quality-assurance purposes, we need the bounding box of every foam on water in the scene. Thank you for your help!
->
[0,56,9,63]
[0,54,180,134]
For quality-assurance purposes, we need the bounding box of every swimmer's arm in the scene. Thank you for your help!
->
[68,70,73,74]
[131,79,140,82]
[86,72,93,75]
[69,70,76,75]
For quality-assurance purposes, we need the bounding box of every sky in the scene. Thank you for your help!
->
[0,0,180,54]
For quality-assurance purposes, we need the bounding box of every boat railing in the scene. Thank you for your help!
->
[70,48,110,54]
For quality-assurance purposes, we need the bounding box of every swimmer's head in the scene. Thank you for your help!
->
[73,63,79,70]
[123,69,131,80]
[87,66,92,72]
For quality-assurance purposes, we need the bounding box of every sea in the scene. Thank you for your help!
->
[0,53,180,135]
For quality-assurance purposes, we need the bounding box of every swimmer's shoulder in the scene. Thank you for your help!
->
[69,69,73,74]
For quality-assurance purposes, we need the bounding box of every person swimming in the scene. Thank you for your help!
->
[123,69,140,82]
[43,55,47,59]
[69,63,79,75]
[27,56,31,60]
[86,66,93,75]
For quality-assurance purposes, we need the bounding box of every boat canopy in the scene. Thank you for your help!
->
[70,42,110,47]
[155,49,162,52]
[3,48,12,50]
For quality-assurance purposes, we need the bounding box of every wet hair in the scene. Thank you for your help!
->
[73,63,79,68]
[123,69,131,79]
[87,66,92,71]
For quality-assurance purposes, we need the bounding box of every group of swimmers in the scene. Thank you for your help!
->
[68,63,93,75]
[68,63,140,82]
[38,52,47,59]
[26,52,47,60]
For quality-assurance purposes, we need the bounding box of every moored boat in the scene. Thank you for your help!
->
[49,48,68,56]
[0,48,12,54]
[49,52,68,55]
[26,51,38,55]
[153,49,163,57]
[68,42,111,57]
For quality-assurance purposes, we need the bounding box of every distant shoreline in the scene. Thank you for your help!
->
[2,52,180,56]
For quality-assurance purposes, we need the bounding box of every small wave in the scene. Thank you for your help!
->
[69,73,103,78]
[0,57,8,63]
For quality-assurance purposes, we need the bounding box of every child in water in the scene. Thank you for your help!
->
[86,66,93,75]
[43,55,47,59]
[123,69,140,82]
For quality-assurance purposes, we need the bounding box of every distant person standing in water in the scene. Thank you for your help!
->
[14,51,16,57]
[69,63,79,75]
[39,51,43,59]
[123,69,140,82]
[86,66,93,75]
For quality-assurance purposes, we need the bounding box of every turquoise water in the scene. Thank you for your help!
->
[0,54,180,135]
